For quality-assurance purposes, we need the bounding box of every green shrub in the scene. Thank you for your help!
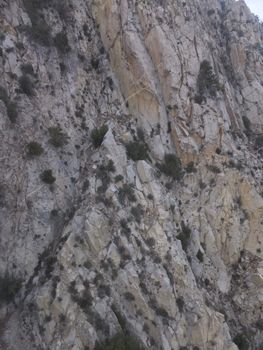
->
[53,31,70,53]
[7,102,18,123]
[255,135,263,148]
[0,86,9,105]
[157,154,182,180]
[94,333,145,350]
[177,222,191,251]
[91,125,108,148]
[27,141,44,156]
[118,184,136,204]
[19,74,34,96]
[48,127,68,148]
[30,21,52,46]
[131,205,143,223]
[233,334,249,350]
[206,164,221,174]
[195,60,220,103]
[125,141,148,161]
[41,169,56,184]
[242,116,251,131]
[115,174,124,183]
[21,63,34,76]
[0,275,22,304]
[23,0,52,46]
[196,249,204,262]
[185,161,197,173]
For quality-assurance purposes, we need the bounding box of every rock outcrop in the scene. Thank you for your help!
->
[0,0,262,349]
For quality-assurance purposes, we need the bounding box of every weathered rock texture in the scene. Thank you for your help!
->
[0,0,262,349]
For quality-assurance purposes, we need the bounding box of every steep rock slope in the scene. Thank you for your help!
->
[0,0,262,349]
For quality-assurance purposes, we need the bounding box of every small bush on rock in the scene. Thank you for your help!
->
[125,141,148,161]
[94,333,145,350]
[0,275,22,304]
[27,141,44,156]
[195,60,220,103]
[19,74,34,96]
[41,169,56,184]
[91,125,108,148]
[157,154,182,180]
[53,31,70,53]
[48,127,68,148]
[7,102,18,123]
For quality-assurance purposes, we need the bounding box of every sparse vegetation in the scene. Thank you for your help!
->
[195,60,220,103]
[21,63,35,76]
[19,74,34,96]
[196,249,204,262]
[118,184,136,204]
[157,153,182,180]
[0,86,18,123]
[115,174,124,183]
[206,164,221,174]
[242,116,251,131]
[27,141,44,156]
[0,275,22,304]
[0,86,9,105]
[131,205,143,223]
[233,334,249,350]
[177,222,191,251]
[125,141,148,161]
[94,333,145,350]
[255,135,263,148]
[40,169,56,184]
[185,161,197,173]
[91,125,108,148]
[7,102,18,123]
[53,31,70,53]
[48,127,68,148]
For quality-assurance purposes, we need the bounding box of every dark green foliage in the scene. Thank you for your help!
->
[19,74,34,96]
[233,334,249,350]
[48,127,68,148]
[0,86,9,105]
[41,169,56,184]
[176,297,184,313]
[206,164,221,174]
[115,174,124,183]
[195,60,220,103]
[0,275,22,304]
[53,31,70,53]
[118,184,136,204]
[91,125,108,148]
[136,127,145,142]
[96,160,115,193]
[242,116,251,131]
[23,0,52,46]
[196,249,204,262]
[177,222,191,251]
[255,319,263,331]
[157,154,182,180]
[125,141,148,161]
[255,135,263,148]
[124,292,135,301]
[7,102,18,123]
[94,333,145,350]
[185,161,197,173]
[156,307,169,318]
[131,205,143,223]
[21,63,34,76]
[27,141,44,156]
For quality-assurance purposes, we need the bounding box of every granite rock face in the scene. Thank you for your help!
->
[0,0,262,349]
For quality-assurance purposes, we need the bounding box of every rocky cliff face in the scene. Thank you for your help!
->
[0,0,263,349]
